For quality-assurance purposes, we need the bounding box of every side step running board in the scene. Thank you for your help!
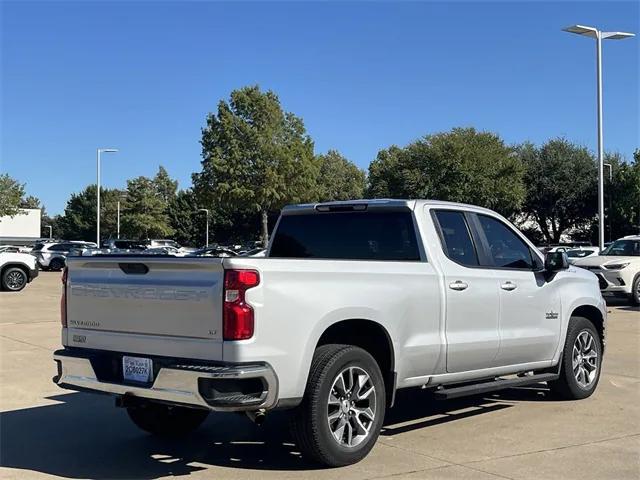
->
[433,373,559,400]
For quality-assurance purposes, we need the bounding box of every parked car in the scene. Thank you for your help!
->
[575,235,640,305]
[101,239,148,251]
[189,246,238,257]
[566,247,600,264]
[0,246,22,254]
[242,247,266,257]
[31,241,97,271]
[0,251,38,291]
[144,239,181,249]
[53,199,606,467]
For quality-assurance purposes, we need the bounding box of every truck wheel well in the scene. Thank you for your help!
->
[316,319,395,406]
[571,305,605,348]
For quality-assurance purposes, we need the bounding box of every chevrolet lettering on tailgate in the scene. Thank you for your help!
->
[71,284,209,301]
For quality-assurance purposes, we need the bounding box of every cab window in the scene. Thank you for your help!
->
[477,214,535,269]
[434,210,479,267]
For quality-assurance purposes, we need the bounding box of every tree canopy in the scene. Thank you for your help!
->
[193,85,318,246]
[0,174,26,218]
[518,138,597,243]
[316,150,366,202]
[367,128,525,217]
[121,170,174,240]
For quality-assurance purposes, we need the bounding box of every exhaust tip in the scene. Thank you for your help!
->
[246,410,266,425]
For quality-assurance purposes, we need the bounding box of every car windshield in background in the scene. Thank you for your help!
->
[31,243,45,251]
[601,240,640,257]
[566,250,593,258]
[114,241,146,250]
[270,211,420,261]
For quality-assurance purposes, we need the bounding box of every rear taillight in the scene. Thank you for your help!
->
[61,267,68,327]
[223,269,260,340]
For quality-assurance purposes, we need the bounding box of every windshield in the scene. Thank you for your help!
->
[566,250,594,258]
[601,239,640,257]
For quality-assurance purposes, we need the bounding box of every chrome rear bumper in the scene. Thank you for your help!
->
[53,349,278,412]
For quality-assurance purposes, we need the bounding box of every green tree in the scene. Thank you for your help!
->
[20,195,43,211]
[122,176,173,239]
[167,189,200,246]
[519,138,597,243]
[367,128,525,217]
[154,166,178,205]
[193,85,318,246]
[603,150,640,240]
[57,185,124,241]
[0,173,25,217]
[316,150,366,201]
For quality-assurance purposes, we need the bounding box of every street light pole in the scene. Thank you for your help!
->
[45,225,52,239]
[198,209,209,247]
[117,201,121,239]
[563,25,634,251]
[96,148,119,245]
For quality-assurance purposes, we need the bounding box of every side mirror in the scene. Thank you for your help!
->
[545,251,569,272]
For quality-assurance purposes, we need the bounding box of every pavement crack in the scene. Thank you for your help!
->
[0,334,51,351]
[462,432,640,465]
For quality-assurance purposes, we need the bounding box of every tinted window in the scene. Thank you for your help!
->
[32,243,45,251]
[602,239,640,257]
[566,250,594,258]
[477,215,534,269]
[434,211,479,266]
[48,243,70,251]
[270,211,420,261]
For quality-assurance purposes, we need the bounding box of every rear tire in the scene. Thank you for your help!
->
[290,344,386,467]
[126,402,209,436]
[1,267,28,292]
[49,258,65,271]
[548,316,602,400]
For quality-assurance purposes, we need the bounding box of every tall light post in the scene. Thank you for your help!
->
[44,225,52,239]
[96,148,119,245]
[116,194,127,239]
[197,208,209,247]
[563,25,634,250]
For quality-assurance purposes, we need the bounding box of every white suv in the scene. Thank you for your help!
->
[575,235,640,305]
[31,241,97,271]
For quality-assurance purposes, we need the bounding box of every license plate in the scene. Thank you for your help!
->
[123,356,153,383]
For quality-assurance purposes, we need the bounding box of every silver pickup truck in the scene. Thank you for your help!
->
[53,199,606,466]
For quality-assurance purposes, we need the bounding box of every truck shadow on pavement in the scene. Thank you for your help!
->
[0,386,552,478]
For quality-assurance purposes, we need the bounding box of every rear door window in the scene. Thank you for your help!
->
[433,210,479,267]
[270,211,420,261]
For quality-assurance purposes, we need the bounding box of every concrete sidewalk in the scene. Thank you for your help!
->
[1,271,638,479]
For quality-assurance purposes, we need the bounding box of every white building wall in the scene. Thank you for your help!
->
[0,208,41,238]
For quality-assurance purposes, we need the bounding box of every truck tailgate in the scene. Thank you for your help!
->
[66,257,224,340]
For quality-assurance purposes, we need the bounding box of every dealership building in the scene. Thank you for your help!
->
[0,208,43,246]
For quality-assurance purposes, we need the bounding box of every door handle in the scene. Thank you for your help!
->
[500,281,517,291]
[449,280,468,291]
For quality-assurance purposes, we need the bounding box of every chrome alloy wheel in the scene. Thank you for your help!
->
[573,330,598,388]
[5,270,26,290]
[327,366,376,448]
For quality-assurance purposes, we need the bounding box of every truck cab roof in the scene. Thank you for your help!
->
[283,199,498,215]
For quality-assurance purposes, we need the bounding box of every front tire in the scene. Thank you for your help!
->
[548,316,602,400]
[290,344,386,467]
[631,274,640,306]
[126,402,209,436]
[2,267,28,292]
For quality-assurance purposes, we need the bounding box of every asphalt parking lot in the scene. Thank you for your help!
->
[0,271,638,480]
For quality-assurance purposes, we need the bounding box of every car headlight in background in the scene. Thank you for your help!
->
[603,263,630,270]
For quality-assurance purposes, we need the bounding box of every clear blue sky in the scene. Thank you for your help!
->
[2,1,638,215]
